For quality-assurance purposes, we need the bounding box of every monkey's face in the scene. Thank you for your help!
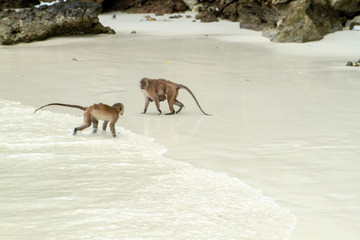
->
[113,103,124,115]
[140,78,149,89]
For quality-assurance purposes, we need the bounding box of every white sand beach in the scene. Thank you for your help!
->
[1,12,360,240]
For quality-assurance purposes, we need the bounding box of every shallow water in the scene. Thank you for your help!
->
[0,99,295,239]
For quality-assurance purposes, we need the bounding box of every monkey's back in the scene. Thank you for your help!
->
[89,103,119,121]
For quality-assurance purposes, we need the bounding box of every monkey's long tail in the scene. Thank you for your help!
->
[34,103,87,113]
[178,84,211,116]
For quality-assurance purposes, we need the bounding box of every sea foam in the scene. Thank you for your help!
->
[0,99,296,240]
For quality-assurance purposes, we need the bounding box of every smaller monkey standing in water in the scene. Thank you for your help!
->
[140,77,211,116]
[34,102,124,137]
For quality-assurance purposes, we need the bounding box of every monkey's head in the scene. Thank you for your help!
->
[113,103,124,115]
[140,78,149,89]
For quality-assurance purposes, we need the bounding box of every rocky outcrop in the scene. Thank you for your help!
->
[195,0,343,43]
[330,0,360,17]
[102,0,188,14]
[237,1,278,31]
[0,0,358,43]
[266,0,343,42]
[0,0,40,9]
[0,2,114,45]
[41,0,105,4]
[195,3,219,22]
[346,59,360,67]
[345,16,360,30]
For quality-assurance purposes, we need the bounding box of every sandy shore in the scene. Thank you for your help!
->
[1,12,360,240]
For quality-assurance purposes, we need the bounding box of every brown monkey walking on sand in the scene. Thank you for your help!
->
[34,102,124,137]
[140,77,211,116]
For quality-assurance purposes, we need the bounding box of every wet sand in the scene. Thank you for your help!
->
[1,12,360,240]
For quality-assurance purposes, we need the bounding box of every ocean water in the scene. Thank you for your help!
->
[0,98,296,240]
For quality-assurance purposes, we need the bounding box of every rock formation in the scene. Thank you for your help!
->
[346,59,360,67]
[266,0,343,42]
[0,0,359,43]
[0,2,114,45]
[195,0,345,43]
[0,0,40,9]
[40,0,105,4]
[330,0,360,18]
[102,0,188,14]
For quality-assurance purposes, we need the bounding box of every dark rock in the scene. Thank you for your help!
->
[216,0,239,22]
[195,11,218,22]
[237,2,278,31]
[350,22,360,30]
[41,0,105,3]
[196,0,343,42]
[330,0,360,18]
[0,0,40,10]
[195,1,277,28]
[68,0,105,3]
[102,0,188,14]
[0,2,115,45]
[267,0,343,42]
[346,16,360,30]
[195,5,218,22]
[6,0,350,44]
[169,14,183,19]
[195,0,277,27]
[102,0,141,12]
[346,59,360,67]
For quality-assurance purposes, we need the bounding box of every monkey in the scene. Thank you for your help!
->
[34,102,124,137]
[140,77,211,116]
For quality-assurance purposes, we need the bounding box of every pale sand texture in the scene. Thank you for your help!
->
[1,12,360,239]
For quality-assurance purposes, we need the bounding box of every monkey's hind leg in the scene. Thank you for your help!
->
[102,120,109,131]
[174,100,184,114]
[165,98,176,115]
[73,123,91,135]
[73,115,91,135]
[92,118,99,134]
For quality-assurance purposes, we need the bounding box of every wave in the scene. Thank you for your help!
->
[0,99,296,240]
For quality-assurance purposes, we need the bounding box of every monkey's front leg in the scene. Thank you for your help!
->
[141,98,151,114]
[109,121,117,137]
[154,99,162,115]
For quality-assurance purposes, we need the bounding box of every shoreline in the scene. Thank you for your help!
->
[1,12,360,240]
